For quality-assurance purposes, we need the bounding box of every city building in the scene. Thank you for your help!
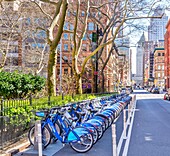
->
[153,47,165,88]
[148,51,154,86]
[145,6,168,87]
[148,6,168,41]
[143,41,154,86]
[135,32,145,86]
[164,19,170,89]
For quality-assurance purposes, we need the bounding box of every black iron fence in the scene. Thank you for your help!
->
[0,97,31,151]
[0,94,75,150]
[0,95,55,151]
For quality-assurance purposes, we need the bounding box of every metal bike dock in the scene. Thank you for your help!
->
[20,120,63,156]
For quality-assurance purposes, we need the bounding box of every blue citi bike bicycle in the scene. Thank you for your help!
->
[28,108,94,153]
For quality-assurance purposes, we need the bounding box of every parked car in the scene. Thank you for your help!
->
[148,87,153,92]
[126,86,133,94]
[164,93,170,100]
[151,87,160,94]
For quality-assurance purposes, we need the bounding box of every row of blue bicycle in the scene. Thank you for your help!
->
[28,93,132,153]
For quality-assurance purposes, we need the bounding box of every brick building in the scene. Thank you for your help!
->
[164,20,170,89]
[153,48,165,88]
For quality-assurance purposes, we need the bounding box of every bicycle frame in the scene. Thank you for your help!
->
[45,114,82,144]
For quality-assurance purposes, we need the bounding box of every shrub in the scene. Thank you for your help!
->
[0,71,46,99]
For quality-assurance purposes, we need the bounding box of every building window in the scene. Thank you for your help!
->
[12,58,18,66]
[57,44,61,51]
[57,57,60,63]
[158,53,161,56]
[25,43,30,50]
[158,73,160,77]
[70,44,74,50]
[88,22,94,31]
[70,57,72,63]
[83,34,87,40]
[162,53,164,56]
[158,65,161,70]
[81,11,85,16]
[162,65,164,70]
[64,68,68,74]
[64,22,69,30]
[67,11,70,17]
[64,44,68,51]
[73,11,76,16]
[82,44,87,51]
[63,33,68,40]
[63,56,68,63]
[57,69,60,75]
[70,24,74,30]
[89,34,92,40]
[70,34,73,41]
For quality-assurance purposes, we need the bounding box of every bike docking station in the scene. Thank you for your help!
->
[21,120,63,156]
[112,94,137,156]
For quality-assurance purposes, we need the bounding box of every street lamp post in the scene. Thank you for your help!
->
[60,38,62,95]
[95,25,99,93]
[92,25,103,93]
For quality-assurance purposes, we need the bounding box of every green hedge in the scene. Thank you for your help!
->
[0,71,45,99]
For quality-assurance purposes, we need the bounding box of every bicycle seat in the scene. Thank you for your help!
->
[75,111,86,116]
[35,110,49,117]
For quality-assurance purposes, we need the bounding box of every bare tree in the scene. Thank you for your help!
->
[0,0,168,95]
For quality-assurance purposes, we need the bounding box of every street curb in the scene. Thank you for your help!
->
[3,141,30,156]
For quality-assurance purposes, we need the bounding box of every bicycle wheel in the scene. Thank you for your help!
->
[81,123,99,144]
[28,125,51,148]
[50,121,61,142]
[86,119,104,139]
[69,127,93,153]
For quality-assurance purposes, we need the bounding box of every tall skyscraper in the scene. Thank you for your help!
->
[148,6,168,41]
[135,32,145,85]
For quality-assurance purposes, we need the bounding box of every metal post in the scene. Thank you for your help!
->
[34,120,43,156]
[48,95,50,105]
[60,38,62,95]
[123,109,127,139]
[128,104,131,125]
[38,122,43,156]
[29,94,32,106]
[0,97,3,150]
[0,97,3,116]
[62,92,64,100]
[112,124,117,156]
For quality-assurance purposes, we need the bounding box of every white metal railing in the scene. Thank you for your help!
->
[112,94,137,156]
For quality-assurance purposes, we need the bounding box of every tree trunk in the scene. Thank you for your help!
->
[75,74,82,94]
[47,46,57,96]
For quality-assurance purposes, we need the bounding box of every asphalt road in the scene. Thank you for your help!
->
[128,90,170,156]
